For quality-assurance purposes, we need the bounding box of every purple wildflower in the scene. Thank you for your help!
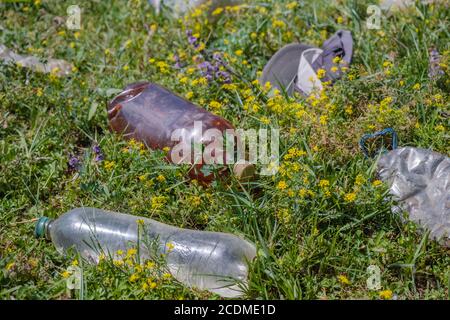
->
[213,52,223,62]
[188,36,198,45]
[68,155,80,170]
[92,144,104,162]
[216,70,232,83]
[428,47,444,80]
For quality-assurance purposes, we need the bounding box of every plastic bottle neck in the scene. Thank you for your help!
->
[35,217,54,240]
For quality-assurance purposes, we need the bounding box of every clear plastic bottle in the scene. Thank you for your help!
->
[35,207,256,298]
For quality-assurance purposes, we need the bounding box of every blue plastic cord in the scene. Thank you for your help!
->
[359,128,398,159]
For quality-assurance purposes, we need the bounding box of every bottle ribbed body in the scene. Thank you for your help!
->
[48,207,256,298]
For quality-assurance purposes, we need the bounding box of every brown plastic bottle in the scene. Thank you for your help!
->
[107,82,254,184]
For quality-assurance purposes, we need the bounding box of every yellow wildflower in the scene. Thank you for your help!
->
[319,115,328,125]
[147,279,157,289]
[286,1,298,9]
[129,273,140,282]
[372,180,382,187]
[345,105,353,115]
[272,19,286,28]
[263,81,272,91]
[338,274,350,285]
[185,91,194,99]
[179,76,188,84]
[104,161,115,171]
[317,68,326,79]
[319,180,330,188]
[355,174,365,186]
[126,248,137,257]
[332,56,342,64]
[260,116,270,125]
[166,242,175,252]
[6,262,15,271]
[344,192,357,202]
[276,208,291,224]
[113,259,124,267]
[299,188,308,197]
[209,100,222,109]
[379,290,393,300]
[277,180,287,190]
[189,195,202,207]
[212,7,224,15]
[151,195,167,210]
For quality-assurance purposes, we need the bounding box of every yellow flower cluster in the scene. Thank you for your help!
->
[151,195,167,210]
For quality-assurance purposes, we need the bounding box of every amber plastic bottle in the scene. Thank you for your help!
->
[108,82,253,183]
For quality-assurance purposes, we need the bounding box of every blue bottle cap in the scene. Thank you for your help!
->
[35,217,51,239]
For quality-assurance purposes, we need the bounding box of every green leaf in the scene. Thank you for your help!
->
[88,102,98,121]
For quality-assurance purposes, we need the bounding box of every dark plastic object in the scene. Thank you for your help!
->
[108,82,253,183]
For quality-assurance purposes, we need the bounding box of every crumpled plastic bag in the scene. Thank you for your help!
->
[0,44,73,77]
[377,147,450,246]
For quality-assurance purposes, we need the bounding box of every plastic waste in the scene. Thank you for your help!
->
[260,30,353,96]
[0,44,73,77]
[377,147,450,247]
[35,207,257,298]
[108,81,255,183]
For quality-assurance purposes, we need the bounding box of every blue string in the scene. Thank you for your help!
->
[359,128,398,158]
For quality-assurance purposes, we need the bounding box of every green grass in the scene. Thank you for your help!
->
[0,0,449,300]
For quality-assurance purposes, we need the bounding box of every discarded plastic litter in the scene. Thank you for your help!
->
[260,30,353,96]
[377,147,450,247]
[108,81,255,183]
[35,207,257,298]
[0,44,73,77]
